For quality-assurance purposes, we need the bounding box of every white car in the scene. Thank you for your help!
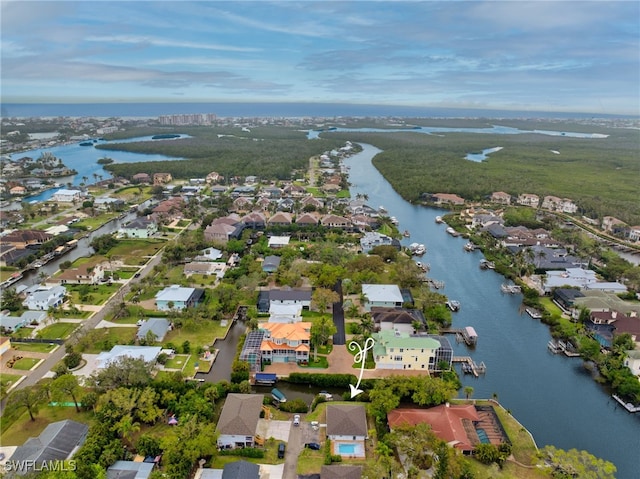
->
[319,391,333,400]
[293,414,300,426]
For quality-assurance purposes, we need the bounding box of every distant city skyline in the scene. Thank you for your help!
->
[1,0,639,116]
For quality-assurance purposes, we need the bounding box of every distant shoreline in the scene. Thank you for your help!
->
[2,102,637,120]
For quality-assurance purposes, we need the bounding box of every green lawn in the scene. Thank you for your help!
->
[1,373,23,392]
[107,238,165,264]
[36,322,78,340]
[163,320,230,349]
[165,354,190,370]
[10,328,35,340]
[296,448,325,475]
[75,212,120,230]
[75,327,137,353]
[305,356,329,368]
[11,342,58,353]
[66,283,120,305]
[11,357,41,371]
[540,297,564,317]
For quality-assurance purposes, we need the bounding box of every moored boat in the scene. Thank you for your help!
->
[464,242,475,252]
[479,259,495,270]
[435,216,443,224]
[409,243,426,256]
[446,300,461,312]
[446,227,459,237]
[403,230,410,237]
[271,388,287,403]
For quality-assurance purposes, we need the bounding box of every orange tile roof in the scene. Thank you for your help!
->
[260,322,311,341]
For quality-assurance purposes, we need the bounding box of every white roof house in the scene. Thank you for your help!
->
[544,268,626,294]
[267,236,291,248]
[22,285,67,310]
[362,284,404,312]
[268,303,303,323]
[51,189,82,202]
[96,345,162,369]
[360,232,393,253]
[155,285,202,311]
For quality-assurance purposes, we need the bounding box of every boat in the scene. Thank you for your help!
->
[390,216,399,225]
[547,340,562,354]
[501,284,521,294]
[409,243,426,256]
[464,242,475,252]
[435,216,443,224]
[378,206,387,214]
[79,141,94,146]
[446,300,461,312]
[403,230,410,237]
[415,261,429,272]
[446,227,459,237]
[271,388,287,403]
[318,391,333,400]
[479,259,495,270]
[526,308,543,319]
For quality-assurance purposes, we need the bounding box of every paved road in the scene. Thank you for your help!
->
[0,252,163,416]
[282,420,302,479]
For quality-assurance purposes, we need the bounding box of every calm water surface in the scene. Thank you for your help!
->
[344,144,640,479]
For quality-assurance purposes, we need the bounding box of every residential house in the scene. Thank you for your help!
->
[94,197,125,211]
[209,185,228,195]
[602,216,627,233]
[371,329,451,371]
[490,191,511,205]
[260,321,311,363]
[22,285,66,311]
[624,350,640,377]
[241,211,267,229]
[262,255,281,273]
[51,188,82,203]
[107,461,154,479]
[628,226,640,243]
[136,318,171,343]
[371,307,426,334]
[9,185,26,196]
[96,345,162,369]
[55,263,104,285]
[183,261,227,280]
[553,288,585,311]
[255,197,272,210]
[263,187,282,199]
[268,303,303,323]
[283,184,306,197]
[296,213,320,226]
[221,460,260,479]
[204,223,238,244]
[321,465,363,479]
[517,193,540,208]
[152,197,184,221]
[276,197,295,211]
[132,173,151,183]
[206,171,223,183]
[1,229,53,249]
[119,217,158,239]
[155,285,203,311]
[300,196,324,210]
[321,214,351,230]
[360,232,393,253]
[8,420,89,470]
[268,212,293,227]
[233,196,253,211]
[195,248,223,261]
[0,311,47,333]
[268,235,290,248]
[153,172,172,185]
[361,284,404,312]
[239,330,265,370]
[326,404,367,458]
[542,195,578,214]
[268,288,312,310]
[430,193,465,206]
[216,393,263,449]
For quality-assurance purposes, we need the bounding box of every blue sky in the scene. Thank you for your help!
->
[1,0,639,115]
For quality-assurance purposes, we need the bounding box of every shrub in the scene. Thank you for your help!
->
[219,447,264,458]
[156,353,169,365]
[278,398,308,413]
[64,351,82,369]
[287,373,357,389]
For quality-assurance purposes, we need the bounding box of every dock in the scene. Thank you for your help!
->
[441,326,477,346]
[612,394,640,413]
[423,278,445,289]
[547,339,581,357]
[453,356,487,377]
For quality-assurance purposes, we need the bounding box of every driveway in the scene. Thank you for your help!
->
[256,419,290,442]
[282,418,302,479]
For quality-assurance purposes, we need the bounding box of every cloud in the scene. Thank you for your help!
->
[86,34,260,53]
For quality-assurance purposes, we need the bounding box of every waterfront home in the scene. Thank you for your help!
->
[259,321,311,364]
[55,263,104,285]
[94,196,125,211]
[239,330,265,371]
[360,231,393,253]
[602,216,627,234]
[136,318,171,343]
[371,307,426,334]
[155,285,203,311]
[361,284,404,312]
[371,329,450,371]
[22,285,66,310]
[387,404,509,455]
[624,350,640,377]
[8,420,88,467]
[553,288,585,311]
[51,188,82,203]
[1,229,53,249]
[430,193,465,206]
[96,345,162,369]
[216,394,263,449]
[326,404,367,458]
[119,217,158,239]
[268,302,303,323]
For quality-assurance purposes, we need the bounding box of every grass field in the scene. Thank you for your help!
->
[0,406,93,446]
[165,354,190,370]
[11,357,41,371]
[11,342,58,353]
[107,238,165,264]
[0,373,23,391]
[75,327,137,353]
[163,320,230,349]
[66,283,120,305]
[36,322,78,340]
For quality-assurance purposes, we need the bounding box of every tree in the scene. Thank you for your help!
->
[541,446,616,479]
[312,287,340,313]
[387,423,437,470]
[115,414,140,443]
[50,374,83,412]
[1,288,22,311]
[464,386,474,400]
[310,315,337,361]
[89,356,153,391]
[7,385,46,421]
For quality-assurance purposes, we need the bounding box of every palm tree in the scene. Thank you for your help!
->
[116,415,140,444]
[464,386,474,400]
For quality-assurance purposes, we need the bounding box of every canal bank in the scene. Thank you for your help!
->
[343,143,640,479]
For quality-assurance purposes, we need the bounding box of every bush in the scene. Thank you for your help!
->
[219,447,264,458]
[64,351,82,369]
[278,398,308,413]
[287,373,357,389]
[156,353,169,365]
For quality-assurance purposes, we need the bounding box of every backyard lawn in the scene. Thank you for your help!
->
[75,327,137,353]
[0,373,23,392]
[0,406,93,446]
[163,321,230,349]
[165,354,191,370]
[11,342,58,353]
[107,238,165,264]
[36,322,78,340]
[66,283,120,305]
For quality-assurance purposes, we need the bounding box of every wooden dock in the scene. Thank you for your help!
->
[441,327,477,346]
[453,356,486,377]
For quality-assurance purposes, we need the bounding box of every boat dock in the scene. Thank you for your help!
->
[423,277,445,289]
[612,394,640,413]
[441,326,477,346]
[547,339,581,357]
[453,356,486,377]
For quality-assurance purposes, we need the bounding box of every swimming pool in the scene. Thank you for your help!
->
[476,428,490,444]
[337,443,356,454]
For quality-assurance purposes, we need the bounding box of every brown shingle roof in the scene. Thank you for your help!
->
[216,394,263,436]
[326,404,367,437]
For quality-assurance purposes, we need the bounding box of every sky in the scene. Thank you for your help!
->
[1,0,639,115]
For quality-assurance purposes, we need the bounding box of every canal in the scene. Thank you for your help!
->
[343,143,640,479]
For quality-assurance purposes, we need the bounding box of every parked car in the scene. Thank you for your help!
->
[278,442,286,458]
[319,391,333,400]
[293,414,300,426]
[305,442,321,450]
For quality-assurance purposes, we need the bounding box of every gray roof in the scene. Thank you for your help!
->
[107,461,154,479]
[269,288,312,302]
[326,404,368,437]
[216,393,263,436]
[221,460,260,479]
[156,285,197,302]
[321,465,364,479]
[10,420,88,465]
[136,318,171,341]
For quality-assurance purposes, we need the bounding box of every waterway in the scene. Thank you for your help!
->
[343,143,640,479]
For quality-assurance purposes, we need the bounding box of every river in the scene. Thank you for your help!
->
[343,144,640,479]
